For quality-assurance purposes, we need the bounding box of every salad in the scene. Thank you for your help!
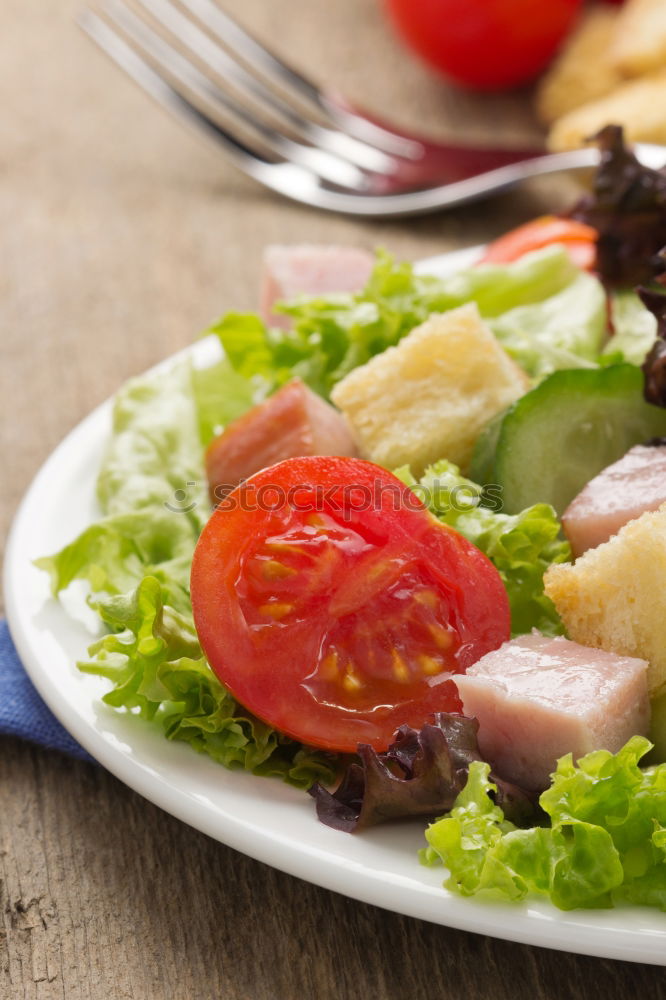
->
[37,127,666,914]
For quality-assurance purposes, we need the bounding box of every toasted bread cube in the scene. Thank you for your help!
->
[547,70,666,151]
[536,5,622,124]
[544,503,666,696]
[330,303,529,477]
[611,0,666,77]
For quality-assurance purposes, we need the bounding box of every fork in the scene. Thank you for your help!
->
[79,0,666,218]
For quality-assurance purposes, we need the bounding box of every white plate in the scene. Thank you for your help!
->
[5,247,666,966]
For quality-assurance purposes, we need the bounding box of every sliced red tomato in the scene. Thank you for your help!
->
[480,215,598,270]
[191,457,510,753]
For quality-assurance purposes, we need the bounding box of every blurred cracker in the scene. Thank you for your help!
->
[536,5,622,125]
[611,0,666,77]
[547,70,666,151]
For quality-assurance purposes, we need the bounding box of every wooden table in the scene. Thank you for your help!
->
[2,1,663,996]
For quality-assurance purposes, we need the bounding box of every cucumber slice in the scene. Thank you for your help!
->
[491,364,666,515]
[647,690,666,765]
[469,409,506,486]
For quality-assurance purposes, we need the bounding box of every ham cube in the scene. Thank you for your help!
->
[260,245,374,329]
[206,379,357,502]
[455,633,649,791]
[563,443,666,558]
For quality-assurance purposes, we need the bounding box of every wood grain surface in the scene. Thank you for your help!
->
[2,1,662,997]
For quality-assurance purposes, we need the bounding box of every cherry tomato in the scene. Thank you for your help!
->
[479,215,598,269]
[191,456,510,753]
[384,0,583,91]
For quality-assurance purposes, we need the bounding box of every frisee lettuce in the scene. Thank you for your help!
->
[422,737,666,911]
[395,460,570,637]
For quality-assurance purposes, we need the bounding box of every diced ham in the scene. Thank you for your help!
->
[454,633,649,791]
[260,245,374,329]
[563,442,666,558]
[206,379,358,502]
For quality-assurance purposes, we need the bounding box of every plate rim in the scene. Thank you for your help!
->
[6,244,666,966]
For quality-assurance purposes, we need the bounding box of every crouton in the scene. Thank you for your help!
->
[611,0,666,77]
[544,503,666,696]
[329,303,529,477]
[547,70,666,151]
[536,5,622,124]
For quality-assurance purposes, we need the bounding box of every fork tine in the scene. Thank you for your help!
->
[79,9,347,203]
[79,9,269,171]
[134,0,399,175]
[176,0,424,159]
[93,0,371,190]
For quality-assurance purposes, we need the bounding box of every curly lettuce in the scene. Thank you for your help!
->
[206,245,602,399]
[422,736,666,911]
[80,576,335,785]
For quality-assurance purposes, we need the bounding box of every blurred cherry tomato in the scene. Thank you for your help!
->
[480,215,598,269]
[384,0,583,90]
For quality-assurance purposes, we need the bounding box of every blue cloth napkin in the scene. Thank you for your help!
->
[0,618,94,762]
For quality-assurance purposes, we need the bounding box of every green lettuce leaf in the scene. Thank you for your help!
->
[191,354,258,445]
[96,359,209,528]
[489,271,607,378]
[36,359,208,614]
[80,576,336,787]
[414,243,578,317]
[421,762,529,902]
[35,510,196,615]
[206,246,587,400]
[422,738,666,911]
[603,290,658,367]
[395,460,570,636]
